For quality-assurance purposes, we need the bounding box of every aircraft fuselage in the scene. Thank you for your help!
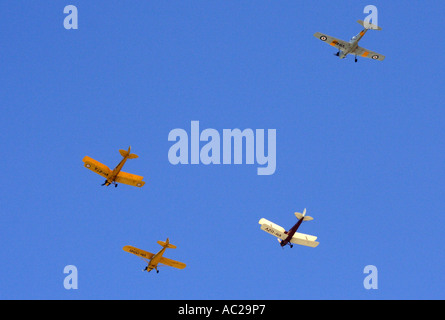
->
[339,28,368,59]
[144,247,167,272]
[104,156,128,185]
[281,217,304,247]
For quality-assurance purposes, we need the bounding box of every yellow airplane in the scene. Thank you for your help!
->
[123,239,186,273]
[82,146,145,188]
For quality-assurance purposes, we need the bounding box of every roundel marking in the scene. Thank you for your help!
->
[372,55,379,60]
[320,35,327,41]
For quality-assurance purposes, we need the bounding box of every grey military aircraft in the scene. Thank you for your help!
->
[314,20,385,62]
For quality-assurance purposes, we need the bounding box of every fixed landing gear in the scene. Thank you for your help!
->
[334,51,340,57]
[355,56,358,63]
[101,180,118,187]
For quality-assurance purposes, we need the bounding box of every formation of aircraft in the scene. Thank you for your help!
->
[259,209,319,248]
[123,239,186,273]
[83,146,145,188]
[314,20,385,62]
[86,18,387,272]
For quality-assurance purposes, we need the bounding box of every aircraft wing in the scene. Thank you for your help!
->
[123,245,154,260]
[115,171,145,187]
[290,232,319,248]
[313,32,350,51]
[159,257,186,269]
[83,156,111,178]
[352,46,385,61]
[259,218,287,241]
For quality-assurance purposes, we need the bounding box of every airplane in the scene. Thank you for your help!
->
[123,239,186,273]
[259,209,319,248]
[314,20,385,62]
[82,146,145,188]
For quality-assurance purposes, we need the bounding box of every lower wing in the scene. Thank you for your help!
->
[159,257,186,270]
[83,156,111,178]
[259,218,287,241]
[313,32,350,51]
[290,232,319,248]
[115,171,145,187]
[123,245,154,260]
[352,46,385,61]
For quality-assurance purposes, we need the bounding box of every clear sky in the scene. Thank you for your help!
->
[0,1,444,300]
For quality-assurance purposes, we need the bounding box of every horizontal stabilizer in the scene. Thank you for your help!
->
[357,19,382,30]
[157,240,177,249]
[119,149,139,159]
[295,212,314,221]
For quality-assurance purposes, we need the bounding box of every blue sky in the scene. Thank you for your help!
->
[0,1,444,299]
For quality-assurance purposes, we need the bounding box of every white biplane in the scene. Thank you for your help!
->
[259,209,319,248]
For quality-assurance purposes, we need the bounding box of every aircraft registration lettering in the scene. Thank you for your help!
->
[130,249,144,256]
[263,226,283,238]
[93,167,108,176]
[330,40,346,49]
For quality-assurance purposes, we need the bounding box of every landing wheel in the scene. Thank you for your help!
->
[156,270,159,274]
[355,56,358,63]
[115,184,118,188]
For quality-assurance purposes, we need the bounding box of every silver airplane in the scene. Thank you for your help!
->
[314,20,385,62]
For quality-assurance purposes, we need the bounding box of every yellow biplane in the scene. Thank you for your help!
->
[123,239,186,273]
[82,146,145,188]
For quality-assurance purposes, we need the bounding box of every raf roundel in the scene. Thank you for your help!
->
[320,35,327,41]
[372,55,379,60]
[86,163,91,168]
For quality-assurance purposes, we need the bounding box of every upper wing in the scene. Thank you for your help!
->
[123,245,154,260]
[83,156,111,178]
[159,256,186,269]
[115,171,145,187]
[290,232,319,248]
[259,218,287,241]
[313,32,350,51]
[352,46,385,61]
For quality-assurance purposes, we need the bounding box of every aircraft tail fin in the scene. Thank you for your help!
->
[157,238,177,249]
[357,19,382,31]
[119,147,139,159]
[295,208,314,221]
